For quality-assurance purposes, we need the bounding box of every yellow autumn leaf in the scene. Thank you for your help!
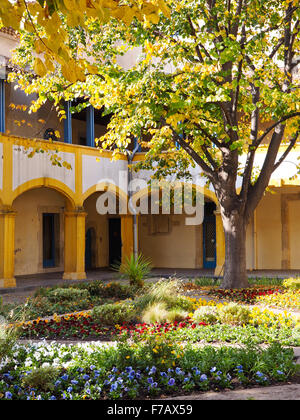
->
[63,0,77,11]
[33,58,47,77]
[61,63,77,83]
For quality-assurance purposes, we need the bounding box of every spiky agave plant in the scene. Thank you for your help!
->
[113,253,153,288]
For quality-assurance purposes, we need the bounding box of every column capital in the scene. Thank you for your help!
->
[64,209,87,218]
[0,206,17,217]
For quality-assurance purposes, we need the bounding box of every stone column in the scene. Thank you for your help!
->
[63,209,87,280]
[0,208,17,288]
[214,208,225,276]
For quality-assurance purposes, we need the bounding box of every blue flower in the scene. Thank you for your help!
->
[160,372,167,377]
[128,371,135,380]
[5,392,12,399]
[168,378,175,386]
[210,367,216,373]
[82,374,90,381]
[50,396,56,400]
[110,382,118,392]
[147,377,154,384]
[67,387,73,393]
[149,366,156,375]
[90,365,96,370]
[277,370,284,375]
[200,374,208,382]
[71,379,78,385]
[61,374,69,381]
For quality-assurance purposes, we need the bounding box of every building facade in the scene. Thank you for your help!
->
[0,29,300,288]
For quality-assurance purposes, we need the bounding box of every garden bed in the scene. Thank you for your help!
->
[1,277,299,400]
[0,340,297,400]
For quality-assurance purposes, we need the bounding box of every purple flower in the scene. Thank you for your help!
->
[168,378,175,386]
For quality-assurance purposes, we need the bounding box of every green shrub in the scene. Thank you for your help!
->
[47,288,90,303]
[283,278,300,290]
[168,295,195,312]
[92,302,136,325]
[21,366,60,392]
[99,282,136,299]
[217,303,251,326]
[192,306,219,324]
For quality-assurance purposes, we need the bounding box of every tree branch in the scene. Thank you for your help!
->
[273,130,299,171]
[254,112,300,148]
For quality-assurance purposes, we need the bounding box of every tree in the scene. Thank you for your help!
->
[6,0,300,288]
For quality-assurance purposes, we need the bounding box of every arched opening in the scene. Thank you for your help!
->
[83,189,123,270]
[136,186,217,270]
[12,186,70,276]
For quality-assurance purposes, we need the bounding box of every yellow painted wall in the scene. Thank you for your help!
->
[255,191,282,269]
[13,188,66,275]
[289,199,300,269]
[138,214,202,269]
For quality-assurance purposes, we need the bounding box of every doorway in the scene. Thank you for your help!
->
[109,218,122,266]
[42,213,56,268]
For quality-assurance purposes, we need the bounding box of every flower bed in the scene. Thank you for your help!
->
[0,340,296,400]
[15,306,300,347]
[205,287,283,304]
[17,313,207,341]
[255,289,300,310]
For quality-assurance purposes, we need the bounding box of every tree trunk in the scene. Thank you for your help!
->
[220,211,249,289]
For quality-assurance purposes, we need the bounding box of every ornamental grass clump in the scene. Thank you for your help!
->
[0,317,18,364]
[141,302,188,324]
[134,279,190,312]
